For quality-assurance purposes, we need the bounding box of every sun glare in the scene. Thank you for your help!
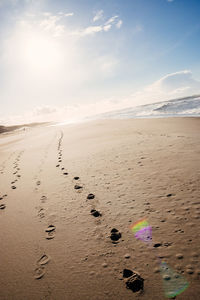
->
[22,32,63,72]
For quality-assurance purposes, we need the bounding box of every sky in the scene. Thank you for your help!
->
[0,0,200,124]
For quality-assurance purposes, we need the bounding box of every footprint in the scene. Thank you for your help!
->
[74,185,82,190]
[38,208,45,219]
[46,231,55,240]
[41,196,47,203]
[91,209,101,217]
[37,254,51,265]
[110,228,122,242]
[45,225,56,232]
[74,176,79,180]
[11,186,16,189]
[0,204,6,209]
[63,172,68,175]
[56,165,60,167]
[34,266,45,280]
[87,193,95,200]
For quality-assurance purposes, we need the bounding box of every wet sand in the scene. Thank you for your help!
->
[0,118,200,300]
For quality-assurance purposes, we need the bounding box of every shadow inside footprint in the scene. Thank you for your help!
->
[0,204,6,209]
[45,225,56,232]
[87,193,95,200]
[91,209,101,217]
[74,184,82,190]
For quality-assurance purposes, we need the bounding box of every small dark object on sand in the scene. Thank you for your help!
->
[74,185,82,190]
[110,228,121,241]
[91,209,101,217]
[74,176,79,180]
[63,172,68,175]
[11,186,16,189]
[123,269,134,278]
[125,271,144,292]
[87,193,95,200]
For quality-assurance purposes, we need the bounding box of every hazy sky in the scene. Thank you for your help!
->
[0,0,200,124]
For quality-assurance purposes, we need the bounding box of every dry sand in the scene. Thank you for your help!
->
[0,118,199,300]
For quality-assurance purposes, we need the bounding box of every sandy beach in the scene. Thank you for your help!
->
[0,117,200,300]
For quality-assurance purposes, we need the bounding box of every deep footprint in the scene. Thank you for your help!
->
[74,185,82,190]
[91,209,101,217]
[87,193,95,200]
[0,204,6,209]
[110,228,122,241]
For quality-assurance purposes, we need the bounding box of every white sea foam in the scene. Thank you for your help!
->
[90,95,200,120]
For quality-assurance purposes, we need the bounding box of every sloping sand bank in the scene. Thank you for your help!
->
[0,118,199,300]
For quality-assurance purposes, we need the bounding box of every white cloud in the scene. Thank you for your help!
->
[34,106,58,115]
[39,15,65,37]
[58,11,74,17]
[72,25,103,37]
[64,12,74,17]
[128,70,200,108]
[93,10,104,22]
[105,15,119,25]
[72,15,122,37]
[116,20,123,29]
[103,24,112,32]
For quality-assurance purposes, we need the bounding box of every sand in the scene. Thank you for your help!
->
[0,117,199,300]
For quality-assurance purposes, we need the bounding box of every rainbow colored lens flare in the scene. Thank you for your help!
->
[160,261,189,298]
[130,218,152,242]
